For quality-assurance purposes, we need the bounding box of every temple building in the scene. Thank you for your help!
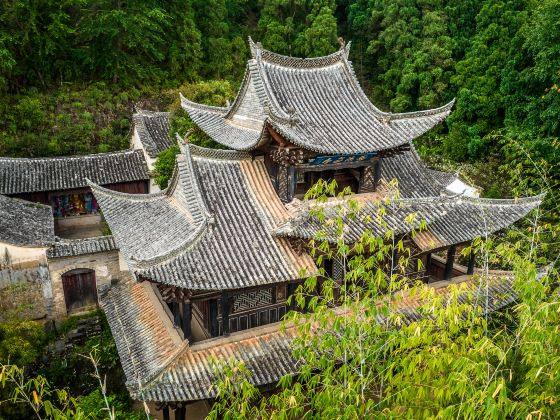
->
[80,40,543,419]
[0,150,150,238]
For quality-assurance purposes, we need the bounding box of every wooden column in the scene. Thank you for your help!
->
[373,158,383,191]
[162,406,170,420]
[209,299,219,337]
[221,292,231,336]
[181,300,192,342]
[172,302,181,328]
[444,245,456,280]
[287,283,297,310]
[287,166,296,202]
[467,251,476,275]
[425,252,432,280]
[174,405,186,420]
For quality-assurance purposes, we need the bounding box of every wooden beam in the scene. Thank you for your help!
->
[267,126,289,147]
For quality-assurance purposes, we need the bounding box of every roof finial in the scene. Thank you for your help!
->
[338,37,345,49]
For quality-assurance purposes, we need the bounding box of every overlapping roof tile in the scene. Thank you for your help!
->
[0,150,150,195]
[101,273,518,402]
[90,144,316,290]
[181,38,454,154]
[275,194,543,251]
[0,194,55,246]
[133,110,173,158]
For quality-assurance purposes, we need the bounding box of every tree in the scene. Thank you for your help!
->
[258,0,339,57]
[209,179,558,418]
[445,0,528,161]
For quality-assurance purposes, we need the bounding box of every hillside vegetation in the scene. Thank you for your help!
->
[0,0,558,205]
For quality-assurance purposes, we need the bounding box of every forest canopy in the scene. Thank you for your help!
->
[0,0,558,204]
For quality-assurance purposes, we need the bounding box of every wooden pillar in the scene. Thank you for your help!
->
[467,251,476,275]
[445,245,456,280]
[373,158,382,191]
[181,301,192,342]
[209,299,219,337]
[174,405,186,420]
[172,302,181,327]
[221,292,231,336]
[287,166,296,202]
[287,283,297,310]
[425,252,432,280]
[162,406,170,420]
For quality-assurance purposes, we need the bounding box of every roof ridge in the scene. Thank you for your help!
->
[179,93,229,114]
[0,148,142,162]
[249,36,351,69]
[187,142,254,161]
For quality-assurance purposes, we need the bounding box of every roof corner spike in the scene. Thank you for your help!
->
[338,37,345,49]
[248,36,262,58]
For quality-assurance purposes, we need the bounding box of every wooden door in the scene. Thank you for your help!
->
[62,269,98,312]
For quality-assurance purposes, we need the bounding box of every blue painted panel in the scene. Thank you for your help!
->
[308,152,377,165]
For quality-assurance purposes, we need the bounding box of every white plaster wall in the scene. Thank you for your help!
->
[0,242,47,267]
[132,128,161,193]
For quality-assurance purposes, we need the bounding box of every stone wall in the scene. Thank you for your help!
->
[47,249,125,319]
[0,243,51,321]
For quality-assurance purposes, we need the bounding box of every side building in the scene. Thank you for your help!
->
[0,149,150,318]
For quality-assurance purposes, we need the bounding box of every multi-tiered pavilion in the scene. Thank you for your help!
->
[89,40,542,419]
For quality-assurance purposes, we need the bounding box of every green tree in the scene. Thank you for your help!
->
[258,0,339,57]
[445,0,528,161]
[209,179,558,418]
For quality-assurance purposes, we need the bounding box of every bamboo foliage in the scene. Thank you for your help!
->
[210,178,559,419]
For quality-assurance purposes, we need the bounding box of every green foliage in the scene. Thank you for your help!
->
[154,80,237,188]
[209,180,560,419]
[154,145,180,189]
[0,320,45,366]
[258,0,340,57]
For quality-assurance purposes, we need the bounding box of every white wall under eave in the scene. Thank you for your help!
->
[131,127,161,193]
[446,178,480,198]
[0,242,52,320]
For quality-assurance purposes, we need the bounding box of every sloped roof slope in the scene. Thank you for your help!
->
[90,143,316,290]
[101,273,517,402]
[0,150,150,195]
[275,194,543,251]
[133,110,173,158]
[0,194,55,246]
[181,38,453,154]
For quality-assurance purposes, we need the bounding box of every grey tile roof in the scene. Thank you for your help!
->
[275,194,543,251]
[133,110,173,158]
[90,144,315,290]
[0,150,150,195]
[47,235,118,259]
[412,195,544,251]
[181,39,454,154]
[0,194,55,246]
[380,146,452,198]
[100,273,517,402]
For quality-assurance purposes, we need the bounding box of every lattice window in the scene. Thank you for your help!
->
[332,258,345,282]
[233,288,273,313]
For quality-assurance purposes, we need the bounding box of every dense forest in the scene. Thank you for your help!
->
[0,0,558,199]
